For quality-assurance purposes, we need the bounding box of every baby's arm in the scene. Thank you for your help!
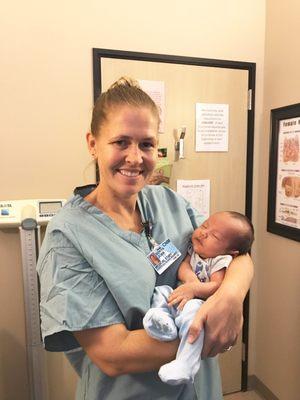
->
[168,256,226,309]
[177,254,199,284]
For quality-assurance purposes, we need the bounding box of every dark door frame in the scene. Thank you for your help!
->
[92,48,256,391]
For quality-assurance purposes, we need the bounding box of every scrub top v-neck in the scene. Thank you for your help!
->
[37,184,223,400]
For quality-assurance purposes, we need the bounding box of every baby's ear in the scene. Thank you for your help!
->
[230,250,240,258]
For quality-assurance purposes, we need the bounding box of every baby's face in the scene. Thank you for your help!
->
[192,212,240,259]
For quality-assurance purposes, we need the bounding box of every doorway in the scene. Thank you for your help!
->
[93,48,255,394]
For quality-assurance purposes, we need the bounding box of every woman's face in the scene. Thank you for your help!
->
[87,105,158,199]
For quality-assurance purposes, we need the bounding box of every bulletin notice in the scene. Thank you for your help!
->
[195,103,229,152]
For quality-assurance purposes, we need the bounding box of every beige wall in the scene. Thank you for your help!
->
[0,1,266,399]
[254,1,300,399]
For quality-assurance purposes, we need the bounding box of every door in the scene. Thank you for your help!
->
[94,50,253,393]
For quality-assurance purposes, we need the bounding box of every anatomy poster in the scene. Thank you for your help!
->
[275,117,300,228]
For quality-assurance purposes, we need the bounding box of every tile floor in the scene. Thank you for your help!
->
[224,390,265,400]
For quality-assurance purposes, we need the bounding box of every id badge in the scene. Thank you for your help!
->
[147,239,181,275]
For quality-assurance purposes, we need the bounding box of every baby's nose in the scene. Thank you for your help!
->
[199,229,207,238]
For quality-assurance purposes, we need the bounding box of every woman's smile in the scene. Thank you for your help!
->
[117,169,143,177]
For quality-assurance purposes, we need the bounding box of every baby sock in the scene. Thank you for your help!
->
[143,308,177,341]
[158,343,201,385]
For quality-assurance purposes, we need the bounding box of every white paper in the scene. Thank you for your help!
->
[275,117,300,228]
[138,79,165,133]
[177,179,210,220]
[195,103,229,152]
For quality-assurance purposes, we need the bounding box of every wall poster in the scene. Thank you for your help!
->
[267,103,300,242]
[195,103,229,152]
[138,79,165,133]
[177,179,210,220]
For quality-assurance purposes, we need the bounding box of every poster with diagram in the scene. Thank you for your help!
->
[275,117,300,228]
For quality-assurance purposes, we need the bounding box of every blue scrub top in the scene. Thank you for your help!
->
[37,185,222,400]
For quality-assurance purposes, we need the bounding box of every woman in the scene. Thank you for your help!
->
[37,77,253,399]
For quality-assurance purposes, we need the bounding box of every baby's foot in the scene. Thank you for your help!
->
[143,308,177,341]
[158,360,194,385]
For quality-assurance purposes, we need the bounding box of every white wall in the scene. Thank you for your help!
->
[254,1,300,399]
[0,1,265,399]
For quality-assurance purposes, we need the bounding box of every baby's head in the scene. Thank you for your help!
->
[192,211,254,259]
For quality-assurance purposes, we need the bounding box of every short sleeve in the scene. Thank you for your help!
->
[210,255,233,275]
[38,236,125,351]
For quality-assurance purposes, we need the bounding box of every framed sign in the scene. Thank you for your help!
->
[267,103,300,241]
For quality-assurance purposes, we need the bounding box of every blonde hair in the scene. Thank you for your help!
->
[91,77,160,137]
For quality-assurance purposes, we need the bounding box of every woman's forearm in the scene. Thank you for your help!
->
[113,328,178,375]
[187,254,254,357]
[74,324,179,377]
[217,253,254,302]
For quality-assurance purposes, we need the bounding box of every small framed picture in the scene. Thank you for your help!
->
[267,103,300,242]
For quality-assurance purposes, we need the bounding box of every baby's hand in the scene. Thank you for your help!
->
[168,283,198,310]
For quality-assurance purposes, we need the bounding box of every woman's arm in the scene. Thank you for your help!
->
[187,253,254,358]
[74,324,179,377]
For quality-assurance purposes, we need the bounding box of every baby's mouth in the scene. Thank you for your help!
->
[194,238,203,247]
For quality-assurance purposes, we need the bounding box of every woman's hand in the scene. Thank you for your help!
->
[167,283,198,310]
[187,290,243,358]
